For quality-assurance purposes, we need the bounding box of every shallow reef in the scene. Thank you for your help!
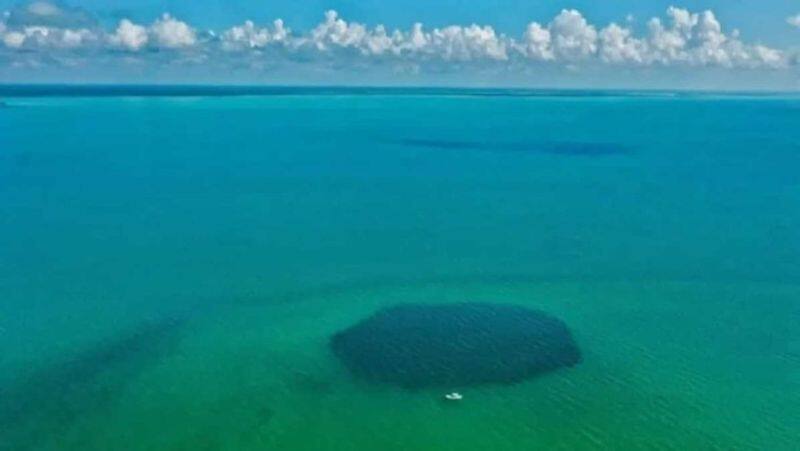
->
[330,303,581,389]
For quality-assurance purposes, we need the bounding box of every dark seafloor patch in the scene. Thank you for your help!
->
[397,138,630,156]
[330,303,581,389]
[0,317,186,451]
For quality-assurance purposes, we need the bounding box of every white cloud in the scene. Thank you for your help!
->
[294,11,509,61]
[1,25,96,49]
[221,19,288,51]
[0,6,792,72]
[599,23,646,64]
[520,23,553,61]
[309,10,370,52]
[109,19,148,51]
[752,45,783,66]
[426,24,508,61]
[550,9,598,60]
[150,13,196,49]
[60,27,93,47]
[643,8,786,68]
[788,15,800,28]
[302,11,398,57]
[3,31,26,48]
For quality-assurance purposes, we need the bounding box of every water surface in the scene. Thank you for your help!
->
[1,89,799,450]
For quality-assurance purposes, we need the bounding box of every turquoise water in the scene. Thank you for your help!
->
[1,90,799,450]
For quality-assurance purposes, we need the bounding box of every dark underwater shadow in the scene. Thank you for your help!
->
[330,303,581,389]
[0,317,187,451]
[396,138,632,156]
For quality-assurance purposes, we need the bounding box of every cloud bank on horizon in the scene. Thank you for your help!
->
[1,1,799,84]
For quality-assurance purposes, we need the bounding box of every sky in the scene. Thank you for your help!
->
[1,0,799,88]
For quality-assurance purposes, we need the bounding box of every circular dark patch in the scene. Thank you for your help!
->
[330,303,581,388]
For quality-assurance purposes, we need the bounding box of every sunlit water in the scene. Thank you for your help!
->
[1,89,799,450]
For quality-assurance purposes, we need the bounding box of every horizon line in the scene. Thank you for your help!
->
[1,83,799,98]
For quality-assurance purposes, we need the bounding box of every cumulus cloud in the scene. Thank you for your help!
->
[308,10,375,53]
[3,31,25,49]
[106,15,199,52]
[150,14,196,49]
[296,11,510,61]
[109,19,148,51]
[788,15,800,28]
[599,23,646,64]
[1,25,97,49]
[520,23,553,61]
[425,23,508,61]
[550,10,598,60]
[0,4,793,73]
[221,19,288,51]
[640,8,786,68]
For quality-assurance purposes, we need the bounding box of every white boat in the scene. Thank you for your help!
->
[444,392,463,401]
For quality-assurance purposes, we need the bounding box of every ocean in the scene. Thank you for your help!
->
[1,87,799,450]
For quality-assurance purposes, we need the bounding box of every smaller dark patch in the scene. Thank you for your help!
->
[398,138,630,156]
[255,406,274,423]
[331,303,581,389]
[0,317,186,450]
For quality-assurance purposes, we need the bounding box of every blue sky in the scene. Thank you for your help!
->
[1,1,799,88]
[41,0,796,45]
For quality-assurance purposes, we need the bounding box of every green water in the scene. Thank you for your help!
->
[1,90,799,450]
